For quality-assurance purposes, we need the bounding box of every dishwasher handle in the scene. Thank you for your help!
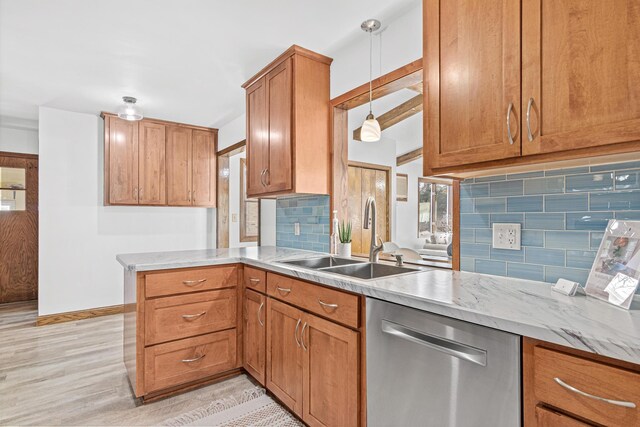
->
[381,319,487,366]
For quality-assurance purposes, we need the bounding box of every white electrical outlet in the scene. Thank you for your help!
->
[492,223,521,250]
[294,222,301,236]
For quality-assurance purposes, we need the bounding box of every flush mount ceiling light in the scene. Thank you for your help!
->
[360,19,382,142]
[117,96,143,121]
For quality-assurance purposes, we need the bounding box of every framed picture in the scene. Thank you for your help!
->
[396,173,408,202]
[240,159,259,242]
[585,220,640,309]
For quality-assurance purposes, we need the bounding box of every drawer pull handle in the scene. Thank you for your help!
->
[300,322,308,352]
[554,377,637,409]
[249,278,261,284]
[181,311,207,320]
[506,102,515,145]
[318,300,338,310]
[181,353,206,363]
[294,319,302,347]
[276,286,291,294]
[257,302,264,327]
[183,279,207,286]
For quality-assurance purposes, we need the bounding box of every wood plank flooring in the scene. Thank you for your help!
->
[0,301,257,426]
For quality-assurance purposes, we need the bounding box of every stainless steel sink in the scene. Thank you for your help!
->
[321,262,419,280]
[280,256,365,270]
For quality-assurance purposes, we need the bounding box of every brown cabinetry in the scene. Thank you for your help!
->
[423,0,640,175]
[243,289,266,386]
[243,45,332,198]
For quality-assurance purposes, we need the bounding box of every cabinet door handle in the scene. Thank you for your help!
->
[318,300,339,310]
[553,377,637,408]
[265,168,270,186]
[294,318,302,347]
[133,187,138,200]
[181,353,206,363]
[249,278,261,285]
[181,311,206,320]
[506,102,515,145]
[257,302,264,327]
[187,190,191,202]
[300,322,308,351]
[183,279,207,287]
[526,97,535,142]
[276,286,291,294]
[260,169,266,187]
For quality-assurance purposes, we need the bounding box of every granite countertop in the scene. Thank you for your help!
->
[117,246,640,365]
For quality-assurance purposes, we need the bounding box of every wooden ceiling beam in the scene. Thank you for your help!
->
[353,94,423,141]
[396,147,423,166]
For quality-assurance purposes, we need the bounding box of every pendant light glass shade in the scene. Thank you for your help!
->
[361,113,381,142]
[117,96,143,121]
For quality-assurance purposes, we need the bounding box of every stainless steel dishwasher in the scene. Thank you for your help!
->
[366,297,521,426]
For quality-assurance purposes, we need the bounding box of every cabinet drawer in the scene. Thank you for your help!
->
[144,330,236,393]
[145,289,236,345]
[244,266,266,294]
[533,346,640,427]
[534,405,590,426]
[267,273,359,328]
[145,265,237,298]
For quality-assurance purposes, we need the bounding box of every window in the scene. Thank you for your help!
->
[418,178,452,237]
[240,159,259,242]
[0,167,26,211]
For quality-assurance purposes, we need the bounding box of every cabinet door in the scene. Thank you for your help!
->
[302,312,359,427]
[522,0,640,155]
[166,126,192,206]
[138,121,166,205]
[534,406,590,427]
[266,298,303,417]
[246,78,269,197]
[244,289,266,385]
[265,57,293,193]
[424,0,521,172]
[108,116,139,204]
[191,129,216,207]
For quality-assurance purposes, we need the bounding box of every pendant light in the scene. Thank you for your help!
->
[360,19,381,142]
[117,96,143,121]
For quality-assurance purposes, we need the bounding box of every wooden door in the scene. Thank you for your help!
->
[266,297,303,417]
[424,0,521,171]
[108,116,139,204]
[244,289,266,385]
[191,130,216,207]
[138,121,166,205]
[0,154,38,303]
[246,78,269,197]
[301,312,359,427]
[166,126,192,206]
[265,57,293,193]
[522,0,640,156]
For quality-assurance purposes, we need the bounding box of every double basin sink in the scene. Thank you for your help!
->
[280,256,419,280]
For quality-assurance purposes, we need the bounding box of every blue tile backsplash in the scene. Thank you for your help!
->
[276,195,330,253]
[460,161,640,287]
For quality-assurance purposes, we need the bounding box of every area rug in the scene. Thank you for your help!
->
[162,386,303,427]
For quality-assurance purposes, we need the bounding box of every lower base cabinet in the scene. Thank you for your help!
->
[243,289,266,386]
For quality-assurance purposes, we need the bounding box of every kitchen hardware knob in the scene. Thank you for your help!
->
[506,102,515,145]
[182,279,207,286]
[553,377,637,408]
[294,318,302,347]
[181,311,206,320]
[181,354,206,363]
[257,302,264,327]
[318,300,339,310]
[300,322,308,351]
[276,286,292,294]
[526,97,535,142]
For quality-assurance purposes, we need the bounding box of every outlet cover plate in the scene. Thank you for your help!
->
[492,223,521,250]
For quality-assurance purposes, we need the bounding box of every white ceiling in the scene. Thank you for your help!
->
[0,0,418,128]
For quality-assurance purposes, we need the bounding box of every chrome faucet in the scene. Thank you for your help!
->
[363,196,384,263]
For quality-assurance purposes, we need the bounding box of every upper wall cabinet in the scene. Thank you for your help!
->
[102,113,217,207]
[423,0,640,176]
[243,45,332,198]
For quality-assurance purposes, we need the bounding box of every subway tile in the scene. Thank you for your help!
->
[544,266,590,286]
[507,171,545,180]
[490,213,524,225]
[460,243,491,258]
[507,196,543,212]
[566,212,614,230]
[507,263,545,281]
[460,257,475,271]
[461,213,490,228]
[475,197,506,213]
[615,211,640,220]
[524,177,564,195]
[566,250,597,269]
[615,169,640,190]
[544,231,590,250]
[566,172,614,192]
[475,228,492,244]
[460,183,489,198]
[544,194,588,212]
[590,161,640,173]
[525,213,565,230]
[460,198,474,213]
[460,228,475,243]
[525,247,565,266]
[522,230,544,247]
[490,247,524,262]
[590,232,605,249]
[475,175,506,183]
[475,259,506,276]
[590,191,640,211]
[490,180,523,197]
[545,166,590,177]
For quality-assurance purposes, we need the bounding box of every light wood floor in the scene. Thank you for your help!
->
[0,301,258,426]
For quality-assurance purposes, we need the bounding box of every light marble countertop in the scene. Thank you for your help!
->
[117,246,640,365]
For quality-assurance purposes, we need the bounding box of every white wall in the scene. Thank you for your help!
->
[38,107,215,315]
[0,116,39,154]
[260,199,277,246]
[218,114,245,151]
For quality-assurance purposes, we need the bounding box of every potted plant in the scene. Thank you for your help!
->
[337,221,352,257]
